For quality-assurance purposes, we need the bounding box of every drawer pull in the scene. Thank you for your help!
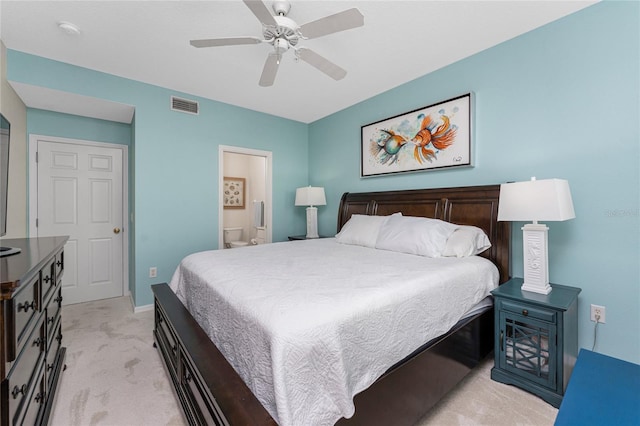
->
[11,384,27,399]
[56,260,62,267]
[18,300,36,312]
[43,275,52,284]
[185,372,192,383]
[522,309,529,316]
[56,334,63,344]
[47,316,56,325]
[35,392,45,404]
[54,295,63,304]
[47,363,54,372]
[33,337,44,348]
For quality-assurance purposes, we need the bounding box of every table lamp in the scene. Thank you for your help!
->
[295,186,326,239]
[498,177,575,294]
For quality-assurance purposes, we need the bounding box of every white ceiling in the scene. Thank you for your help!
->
[1,1,597,124]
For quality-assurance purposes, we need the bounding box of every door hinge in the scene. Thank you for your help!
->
[35,151,38,163]
[36,218,39,227]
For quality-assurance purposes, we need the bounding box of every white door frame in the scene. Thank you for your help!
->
[218,145,272,249]
[28,134,129,298]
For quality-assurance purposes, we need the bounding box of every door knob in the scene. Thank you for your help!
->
[113,227,121,234]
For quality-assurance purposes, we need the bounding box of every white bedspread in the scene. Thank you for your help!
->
[169,238,498,426]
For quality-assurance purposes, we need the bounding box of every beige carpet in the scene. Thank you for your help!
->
[50,296,184,426]
[50,296,558,426]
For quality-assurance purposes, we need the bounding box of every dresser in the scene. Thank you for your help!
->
[0,236,68,425]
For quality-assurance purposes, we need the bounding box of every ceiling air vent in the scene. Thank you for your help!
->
[171,96,199,115]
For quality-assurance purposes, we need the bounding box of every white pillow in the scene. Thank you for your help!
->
[442,225,492,257]
[375,215,459,258]
[335,213,401,248]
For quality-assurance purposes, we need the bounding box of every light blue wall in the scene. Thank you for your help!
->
[309,2,639,363]
[26,108,131,145]
[9,55,309,307]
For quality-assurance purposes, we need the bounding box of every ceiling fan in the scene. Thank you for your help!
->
[190,0,364,87]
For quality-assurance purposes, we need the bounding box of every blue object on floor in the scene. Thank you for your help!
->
[555,348,640,425]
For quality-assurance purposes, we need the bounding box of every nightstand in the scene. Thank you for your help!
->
[490,278,581,408]
[287,235,330,241]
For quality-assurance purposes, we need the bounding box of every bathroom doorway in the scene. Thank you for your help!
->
[218,145,272,249]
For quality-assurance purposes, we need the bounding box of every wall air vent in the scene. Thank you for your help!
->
[171,96,199,115]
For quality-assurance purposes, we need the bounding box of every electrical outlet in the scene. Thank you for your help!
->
[149,267,157,278]
[590,304,606,323]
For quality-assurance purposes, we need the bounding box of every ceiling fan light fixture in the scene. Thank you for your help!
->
[274,37,289,54]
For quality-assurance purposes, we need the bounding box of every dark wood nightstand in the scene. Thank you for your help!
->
[287,235,331,241]
[490,278,581,408]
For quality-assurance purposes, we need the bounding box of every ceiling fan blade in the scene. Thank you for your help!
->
[299,8,364,39]
[243,0,278,27]
[190,37,262,48]
[259,53,280,87]
[297,48,347,81]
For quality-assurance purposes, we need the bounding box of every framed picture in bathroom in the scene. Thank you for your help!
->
[223,177,245,209]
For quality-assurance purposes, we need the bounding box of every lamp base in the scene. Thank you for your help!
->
[305,206,319,239]
[521,223,552,295]
[521,281,552,295]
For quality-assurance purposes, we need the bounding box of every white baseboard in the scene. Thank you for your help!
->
[129,292,153,314]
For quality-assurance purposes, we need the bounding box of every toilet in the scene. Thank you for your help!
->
[223,227,249,248]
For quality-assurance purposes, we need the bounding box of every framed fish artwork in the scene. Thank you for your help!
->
[361,93,473,177]
[223,177,245,209]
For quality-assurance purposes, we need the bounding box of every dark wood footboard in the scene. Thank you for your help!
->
[152,283,276,426]
[153,283,494,426]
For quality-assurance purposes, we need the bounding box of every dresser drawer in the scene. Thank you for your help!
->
[19,365,47,426]
[46,321,62,391]
[41,257,57,308]
[5,315,45,425]
[8,274,41,361]
[500,300,556,323]
[54,250,65,282]
[45,285,63,346]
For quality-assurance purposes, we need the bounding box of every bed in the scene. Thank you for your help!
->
[152,184,510,426]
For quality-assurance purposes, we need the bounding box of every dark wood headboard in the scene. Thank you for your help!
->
[337,184,511,284]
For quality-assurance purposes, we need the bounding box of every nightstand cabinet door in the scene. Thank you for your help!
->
[496,301,558,390]
[490,278,581,408]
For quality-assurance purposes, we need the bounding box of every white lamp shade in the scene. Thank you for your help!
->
[295,186,326,207]
[498,178,575,222]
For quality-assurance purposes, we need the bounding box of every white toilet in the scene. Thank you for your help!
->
[223,227,249,248]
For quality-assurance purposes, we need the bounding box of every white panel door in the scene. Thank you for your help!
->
[37,140,124,305]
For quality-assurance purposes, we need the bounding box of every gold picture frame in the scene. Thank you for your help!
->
[223,177,245,209]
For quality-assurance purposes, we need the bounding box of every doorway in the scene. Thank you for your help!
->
[218,145,272,249]
[29,134,128,305]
